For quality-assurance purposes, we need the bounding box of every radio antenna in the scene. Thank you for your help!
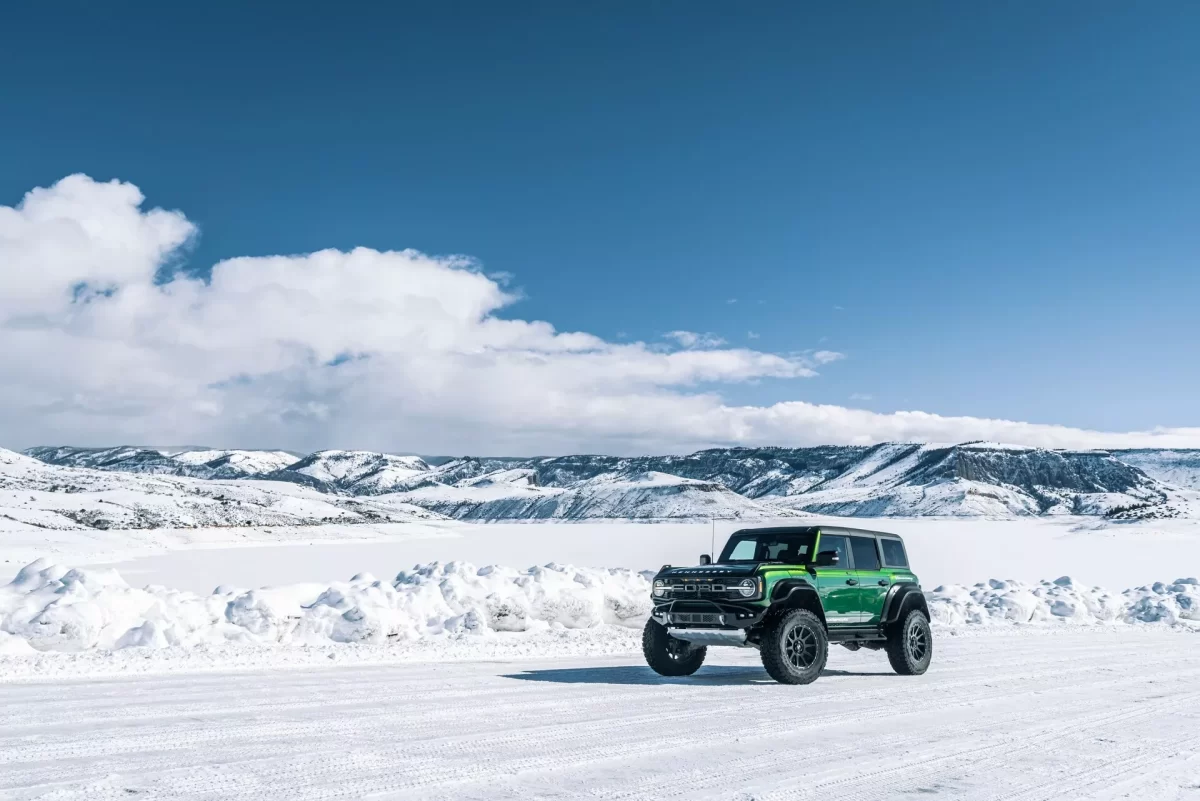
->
[710,517,715,559]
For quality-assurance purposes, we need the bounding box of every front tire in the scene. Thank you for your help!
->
[886,609,933,675]
[642,619,706,676]
[760,609,828,685]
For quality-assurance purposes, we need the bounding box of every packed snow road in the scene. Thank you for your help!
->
[2,630,1198,801]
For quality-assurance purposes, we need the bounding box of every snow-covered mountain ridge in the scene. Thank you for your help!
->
[23,446,299,480]
[0,448,442,532]
[17,442,1200,521]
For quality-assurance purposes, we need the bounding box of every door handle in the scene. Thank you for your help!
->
[845,578,858,585]
[878,580,889,586]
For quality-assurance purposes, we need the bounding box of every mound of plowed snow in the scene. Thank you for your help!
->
[927,576,1200,627]
[1,561,1196,654]
[0,559,653,652]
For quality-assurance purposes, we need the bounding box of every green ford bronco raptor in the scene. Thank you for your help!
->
[643,526,932,684]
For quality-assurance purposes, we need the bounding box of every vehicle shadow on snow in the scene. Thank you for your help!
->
[502,666,894,686]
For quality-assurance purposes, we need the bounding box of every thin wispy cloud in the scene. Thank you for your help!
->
[813,350,845,365]
[850,393,873,401]
[663,330,727,349]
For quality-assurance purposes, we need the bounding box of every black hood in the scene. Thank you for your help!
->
[658,563,760,578]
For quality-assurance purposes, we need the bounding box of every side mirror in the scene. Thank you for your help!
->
[814,550,839,567]
[699,554,712,565]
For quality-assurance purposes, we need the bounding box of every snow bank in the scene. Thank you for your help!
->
[0,559,653,653]
[928,576,1200,627]
[1,560,1197,655]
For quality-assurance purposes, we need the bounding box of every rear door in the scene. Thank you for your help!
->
[848,535,888,626]
[813,533,858,627]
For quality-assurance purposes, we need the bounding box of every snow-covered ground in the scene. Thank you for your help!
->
[1,513,1198,798]
[3,629,1198,800]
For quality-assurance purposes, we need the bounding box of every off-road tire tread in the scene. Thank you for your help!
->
[886,609,933,675]
[759,609,828,685]
[642,619,707,676]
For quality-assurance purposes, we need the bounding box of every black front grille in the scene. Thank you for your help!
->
[667,579,737,599]
[671,612,724,625]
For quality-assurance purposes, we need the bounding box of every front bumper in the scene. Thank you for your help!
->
[651,599,768,630]
[667,628,751,647]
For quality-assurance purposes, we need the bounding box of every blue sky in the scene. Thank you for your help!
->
[1,3,1198,453]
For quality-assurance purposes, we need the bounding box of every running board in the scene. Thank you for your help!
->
[826,627,886,642]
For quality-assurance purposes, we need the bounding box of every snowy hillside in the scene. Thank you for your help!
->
[168,449,299,478]
[773,443,1168,517]
[0,448,441,531]
[1116,449,1200,490]
[278,450,432,493]
[395,444,1179,520]
[19,441,1200,520]
[394,470,798,521]
[26,446,299,480]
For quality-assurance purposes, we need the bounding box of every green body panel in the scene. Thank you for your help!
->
[814,567,860,625]
[756,568,792,609]
[856,566,888,626]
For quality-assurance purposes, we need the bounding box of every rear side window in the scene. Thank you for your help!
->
[849,536,880,571]
[880,538,908,568]
[817,534,850,567]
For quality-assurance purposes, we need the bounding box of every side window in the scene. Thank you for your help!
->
[818,534,850,567]
[728,539,756,560]
[765,541,789,560]
[849,536,880,571]
[764,538,809,562]
[880,538,908,568]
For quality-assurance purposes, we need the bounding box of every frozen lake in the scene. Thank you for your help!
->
[74,517,1200,593]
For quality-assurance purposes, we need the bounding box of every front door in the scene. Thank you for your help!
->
[849,535,888,626]
[813,533,859,626]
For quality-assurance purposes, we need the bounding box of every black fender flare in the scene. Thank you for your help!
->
[882,582,929,625]
[769,578,826,626]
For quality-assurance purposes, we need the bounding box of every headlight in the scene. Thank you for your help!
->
[653,579,667,597]
[736,578,757,598]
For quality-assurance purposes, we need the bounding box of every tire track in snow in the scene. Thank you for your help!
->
[149,649,1163,799]
[4,631,1199,801]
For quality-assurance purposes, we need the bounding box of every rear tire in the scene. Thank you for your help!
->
[642,619,706,676]
[886,609,932,675]
[760,609,828,685]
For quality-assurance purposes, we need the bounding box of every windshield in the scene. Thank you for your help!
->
[717,531,816,564]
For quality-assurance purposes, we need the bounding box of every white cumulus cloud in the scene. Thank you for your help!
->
[2,174,1198,455]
